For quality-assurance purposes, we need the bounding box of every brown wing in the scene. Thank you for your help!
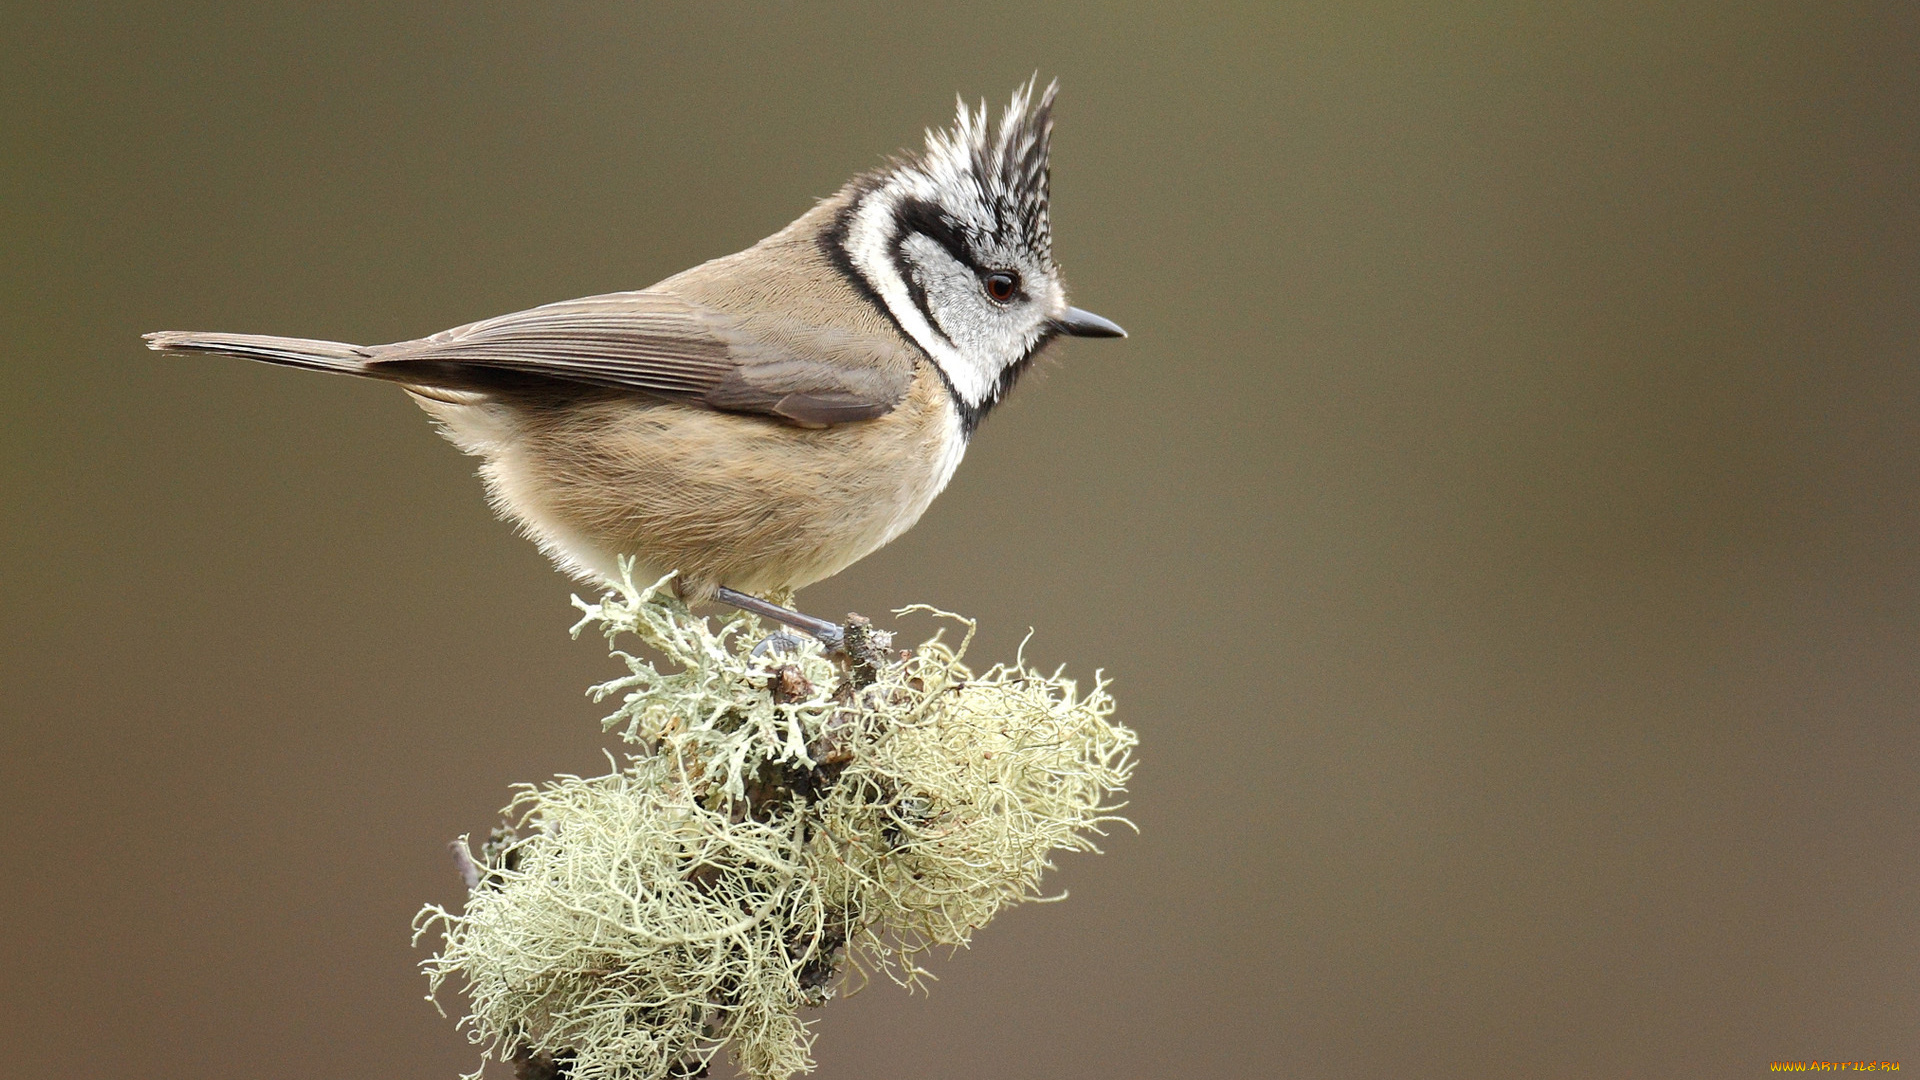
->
[365,290,914,426]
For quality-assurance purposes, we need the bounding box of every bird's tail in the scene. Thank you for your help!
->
[143,331,373,377]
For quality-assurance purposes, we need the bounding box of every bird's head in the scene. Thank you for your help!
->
[831,80,1124,432]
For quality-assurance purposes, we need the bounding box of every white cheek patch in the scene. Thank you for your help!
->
[844,180,1000,409]
[903,235,1048,380]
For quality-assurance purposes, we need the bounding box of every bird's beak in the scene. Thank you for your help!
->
[1052,306,1127,338]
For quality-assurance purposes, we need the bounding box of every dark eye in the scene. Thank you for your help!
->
[983,271,1019,303]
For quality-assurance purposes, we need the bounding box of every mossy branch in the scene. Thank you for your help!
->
[415,564,1136,1080]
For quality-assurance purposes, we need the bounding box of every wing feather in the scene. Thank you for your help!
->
[362,290,914,425]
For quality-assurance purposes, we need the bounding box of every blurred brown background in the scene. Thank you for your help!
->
[4,3,1917,1078]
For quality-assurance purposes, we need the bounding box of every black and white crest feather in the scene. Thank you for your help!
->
[829,80,1069,433]
[912,79,1057,267]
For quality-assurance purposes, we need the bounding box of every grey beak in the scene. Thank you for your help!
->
[1053,306,1127,338]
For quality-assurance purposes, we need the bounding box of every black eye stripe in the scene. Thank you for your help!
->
[888,238,953,349]
[892,198,987,275]
[890,200,1028,308]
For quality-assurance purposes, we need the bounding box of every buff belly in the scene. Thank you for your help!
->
[411,365,965,602]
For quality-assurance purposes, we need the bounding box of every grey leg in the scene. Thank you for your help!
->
[715,587,846,652]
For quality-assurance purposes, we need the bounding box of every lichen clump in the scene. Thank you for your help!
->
[415,568,1136,1080]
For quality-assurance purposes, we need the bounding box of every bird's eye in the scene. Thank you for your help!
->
[983,271,1019,303]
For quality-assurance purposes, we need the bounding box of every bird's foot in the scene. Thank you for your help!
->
[748,629,808,660]
[716,589,896,685]
[716,587,847,652]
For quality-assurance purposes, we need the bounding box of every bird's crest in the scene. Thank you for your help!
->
[896,78,1057,265]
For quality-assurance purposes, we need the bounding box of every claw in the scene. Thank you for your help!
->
[749,630,807,660]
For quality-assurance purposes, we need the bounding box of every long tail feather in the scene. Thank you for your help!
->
[143,331,372,377]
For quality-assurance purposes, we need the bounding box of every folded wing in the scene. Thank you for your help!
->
[151,289,916,428]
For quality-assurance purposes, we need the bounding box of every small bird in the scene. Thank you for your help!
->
[146,81,1123,645]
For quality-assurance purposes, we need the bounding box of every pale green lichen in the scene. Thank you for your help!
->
[415,566,1136,1080]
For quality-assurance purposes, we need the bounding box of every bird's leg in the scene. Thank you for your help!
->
[716,587,847,652]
